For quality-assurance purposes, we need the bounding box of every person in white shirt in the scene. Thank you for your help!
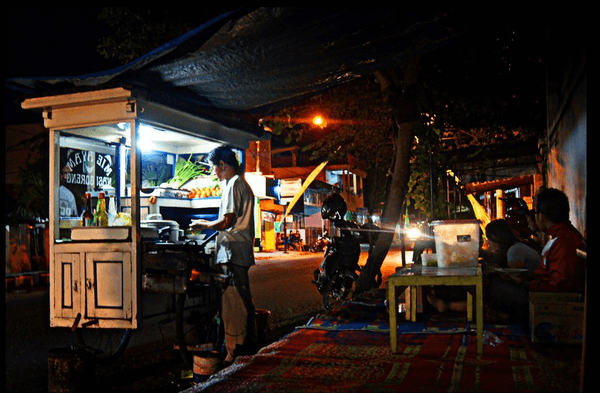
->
[483,218,541,322]
[59,164,78,217]
[191,146,257,366]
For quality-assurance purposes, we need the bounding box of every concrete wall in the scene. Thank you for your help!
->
[544,26,586,238]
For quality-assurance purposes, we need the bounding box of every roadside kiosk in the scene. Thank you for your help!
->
[22,87,265,366]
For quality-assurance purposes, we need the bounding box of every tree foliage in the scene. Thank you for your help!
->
[406,120,446,220]
[10,133,49,223]
[263,16,546,223]
[401,17,546,220]
[97,7,235,64]
[262,76,394,209]
[416,16,546,137]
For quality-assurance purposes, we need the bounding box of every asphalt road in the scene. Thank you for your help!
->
[250,248,410,328]
[5,248,409,392]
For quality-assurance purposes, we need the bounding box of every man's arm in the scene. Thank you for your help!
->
[191,213,235,231]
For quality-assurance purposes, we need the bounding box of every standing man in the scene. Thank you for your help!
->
[191,146,257,366]
[530,188,586,293]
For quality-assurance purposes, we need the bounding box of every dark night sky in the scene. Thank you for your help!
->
[6,8,111,78]
[6,8,112,123]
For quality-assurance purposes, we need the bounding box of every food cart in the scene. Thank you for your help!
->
[21,87,265,366]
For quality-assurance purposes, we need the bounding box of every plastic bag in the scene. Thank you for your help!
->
[483,330,502,346]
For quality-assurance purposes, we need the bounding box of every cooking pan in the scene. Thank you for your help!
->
[141,219,181,243]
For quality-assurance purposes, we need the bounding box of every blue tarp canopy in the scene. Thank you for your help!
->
[7,8,463,131]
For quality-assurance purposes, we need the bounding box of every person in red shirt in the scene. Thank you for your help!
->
[530,188,586,293]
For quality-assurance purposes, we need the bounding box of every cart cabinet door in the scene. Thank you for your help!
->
[85,252,132,320]
[53,253,82,320]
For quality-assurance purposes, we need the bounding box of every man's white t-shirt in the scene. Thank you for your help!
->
[215,174,255,267]
[507,242,541,278]
[59,185,78,217]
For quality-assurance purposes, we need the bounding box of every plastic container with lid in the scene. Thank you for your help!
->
[431,220,481,267]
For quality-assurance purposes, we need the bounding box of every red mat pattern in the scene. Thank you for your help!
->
[187,328,546,392]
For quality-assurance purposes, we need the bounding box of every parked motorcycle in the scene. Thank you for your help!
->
[309,232,330,253]
[311,193,364,310]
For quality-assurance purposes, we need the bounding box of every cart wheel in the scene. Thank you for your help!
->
[74,328,132,364]
[176,288,224,368]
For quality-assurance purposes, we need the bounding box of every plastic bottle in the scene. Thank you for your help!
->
[96,192,108,227]
[81,192,94,227]
[108,195,117,226]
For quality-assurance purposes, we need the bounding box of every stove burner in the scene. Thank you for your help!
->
[144,232,217,254]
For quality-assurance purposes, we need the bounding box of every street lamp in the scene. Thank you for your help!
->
[312,115,327,128]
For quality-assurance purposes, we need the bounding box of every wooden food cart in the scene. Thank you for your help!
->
[21,87,265,367]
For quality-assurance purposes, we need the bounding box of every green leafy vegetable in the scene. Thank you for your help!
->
[166,155,209,188]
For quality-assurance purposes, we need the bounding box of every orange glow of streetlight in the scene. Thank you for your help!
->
[312,115,327,128]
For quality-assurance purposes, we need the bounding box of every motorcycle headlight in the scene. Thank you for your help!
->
[406,227,422,240]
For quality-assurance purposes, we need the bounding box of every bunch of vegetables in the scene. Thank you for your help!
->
[166,155,209,189]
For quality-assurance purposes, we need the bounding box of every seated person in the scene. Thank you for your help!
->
[482,219,540,322]
[428,188,586,324]
[285,230,303,250]
[284,230,294,246]
[529,188,586,293]
[276,233,285,249]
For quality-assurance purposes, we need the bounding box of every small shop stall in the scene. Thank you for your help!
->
[21,87,265,365]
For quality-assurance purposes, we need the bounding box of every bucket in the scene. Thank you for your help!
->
[431,220,480,267]
[193,351,223,382]
[255,309,271,343]
[48,347,95,393]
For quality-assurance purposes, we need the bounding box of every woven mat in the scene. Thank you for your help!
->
[188,329,546,392]
[301,289,529,337]
[184,290,549,392]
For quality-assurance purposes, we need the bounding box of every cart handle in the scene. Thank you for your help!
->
[198,231,218,248]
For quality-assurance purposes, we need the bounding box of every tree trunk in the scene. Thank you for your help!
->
[355,61,419,295]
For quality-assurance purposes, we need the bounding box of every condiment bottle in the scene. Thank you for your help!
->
[108,195,117,226]
[96,192,108,227]
[81,192,94,227]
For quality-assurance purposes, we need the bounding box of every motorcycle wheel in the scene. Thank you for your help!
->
[322,271,357,311]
